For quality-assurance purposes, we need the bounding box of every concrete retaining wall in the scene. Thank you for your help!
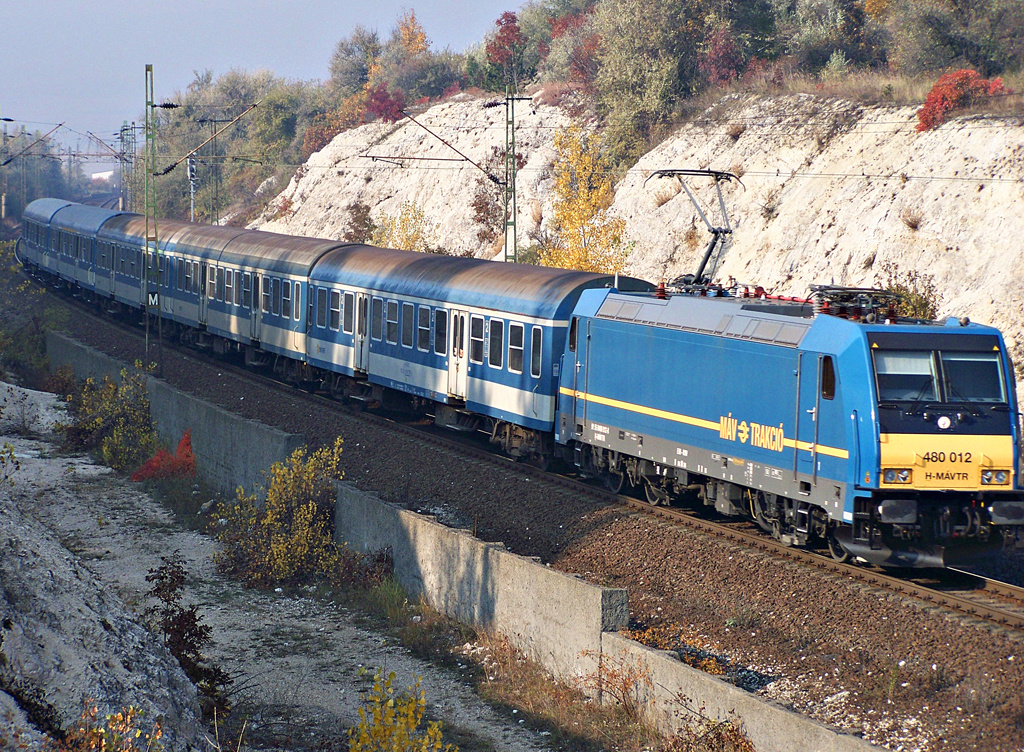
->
[46,332,304,496]
[602,632,872,752]
[335,481,874,751]
[335,481,628,683]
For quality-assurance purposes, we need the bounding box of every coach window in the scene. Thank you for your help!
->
[293,282,301,321]
[243,273,252,309]
[329,290,341,331]
[489,319,504,369]
[434,309,447,355]
[184,262,193,292]
[402,303,415,348]
[509,323,524,374]
[470,315,485,364]
[131,250,138,278]
[283,280,293,319]
[261,276,271,314]
[207,265,216,299]
[386,301,399,345]
[417,306,431,351]
[531,327,543,378]
[316,288,328,328]
[224,268,234,303]
[272,278,282,316]
[177,258,185,290]
[216,267,226,302]
[821,356,836,400]
[234,271,243,306]
[371,297,384,341]
[343,292,355,334]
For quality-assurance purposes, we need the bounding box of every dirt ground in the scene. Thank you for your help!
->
[0,382,556,751]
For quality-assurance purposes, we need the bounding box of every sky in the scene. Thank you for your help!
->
[2,0,520,173]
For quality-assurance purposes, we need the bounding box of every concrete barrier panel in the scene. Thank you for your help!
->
[602,632,873,752]
[335,481,628,683]
[46,332,304,496]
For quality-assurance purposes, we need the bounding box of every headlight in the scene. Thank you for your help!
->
[981,469,1011,485]
[883,468,913,484]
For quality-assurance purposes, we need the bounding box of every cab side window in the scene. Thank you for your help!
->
[821,356,836,400]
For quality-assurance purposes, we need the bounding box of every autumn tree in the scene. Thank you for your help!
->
[487,11,529,90]
[540,124,629,273]
[372,202,441,253]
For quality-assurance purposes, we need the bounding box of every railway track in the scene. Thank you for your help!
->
[53,293,1024,636]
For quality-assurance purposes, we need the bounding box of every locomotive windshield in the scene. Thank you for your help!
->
[873,349,1006,404]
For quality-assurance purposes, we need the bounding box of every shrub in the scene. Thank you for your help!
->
[876,260,942,319]
[348,670,457,752]
[145,554,230,713]
[45,702,163,752]
[132,429,197,482]
[916,69,1006,131]
[59,362,159,473]
[365,84,406,123]
[214,438,391,589]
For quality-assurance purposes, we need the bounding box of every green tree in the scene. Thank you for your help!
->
[330,26,384,97]
[593,0,706,163]
[887,0,1024,76]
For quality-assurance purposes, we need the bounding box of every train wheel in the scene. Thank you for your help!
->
[827,534,850,563]
[530,453,551,472]
[605,469,626,494]
[643,479,669,506]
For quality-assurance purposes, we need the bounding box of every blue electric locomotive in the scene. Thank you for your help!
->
[556,284,1024,566]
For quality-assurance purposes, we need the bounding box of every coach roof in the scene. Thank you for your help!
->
[24,198,74,225]
[311,244,652,319]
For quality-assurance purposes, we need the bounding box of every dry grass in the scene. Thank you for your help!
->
[900,207,923,230]
[652,181,681,208]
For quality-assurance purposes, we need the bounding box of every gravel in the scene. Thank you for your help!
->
[62,311,1024,752]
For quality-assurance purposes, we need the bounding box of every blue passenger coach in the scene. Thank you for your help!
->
[307,245,650,455]
[556,287,1024,566]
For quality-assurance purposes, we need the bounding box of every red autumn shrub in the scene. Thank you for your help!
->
[916,69,1005,132]
[132,429,197,481]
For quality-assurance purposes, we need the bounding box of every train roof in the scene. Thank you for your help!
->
[23,198,74,224]
[51,204,131,236]
[216,229,343,276]
[311,244,652,319]
[593,290,815,348]
[591,288,1002,351]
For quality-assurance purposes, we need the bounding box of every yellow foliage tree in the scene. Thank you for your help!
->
[348,671,457,752]
[373,202,441,253]
[397,10,430,57]
[540,124,629,274]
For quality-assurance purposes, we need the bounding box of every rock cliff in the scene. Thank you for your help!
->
[253,91,1024,373]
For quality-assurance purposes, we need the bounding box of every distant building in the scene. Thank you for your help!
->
[91,171,115,183]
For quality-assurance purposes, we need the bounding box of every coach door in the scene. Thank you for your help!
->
[355,292,370,372]
[198,263,209,325]
[448,309,469,400]
[249,273,261,341]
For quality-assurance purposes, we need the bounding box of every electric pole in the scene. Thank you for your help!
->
[503,88,531,263]
[144,64,163,376]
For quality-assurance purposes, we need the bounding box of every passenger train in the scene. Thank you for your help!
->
[18,198,1024,567]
